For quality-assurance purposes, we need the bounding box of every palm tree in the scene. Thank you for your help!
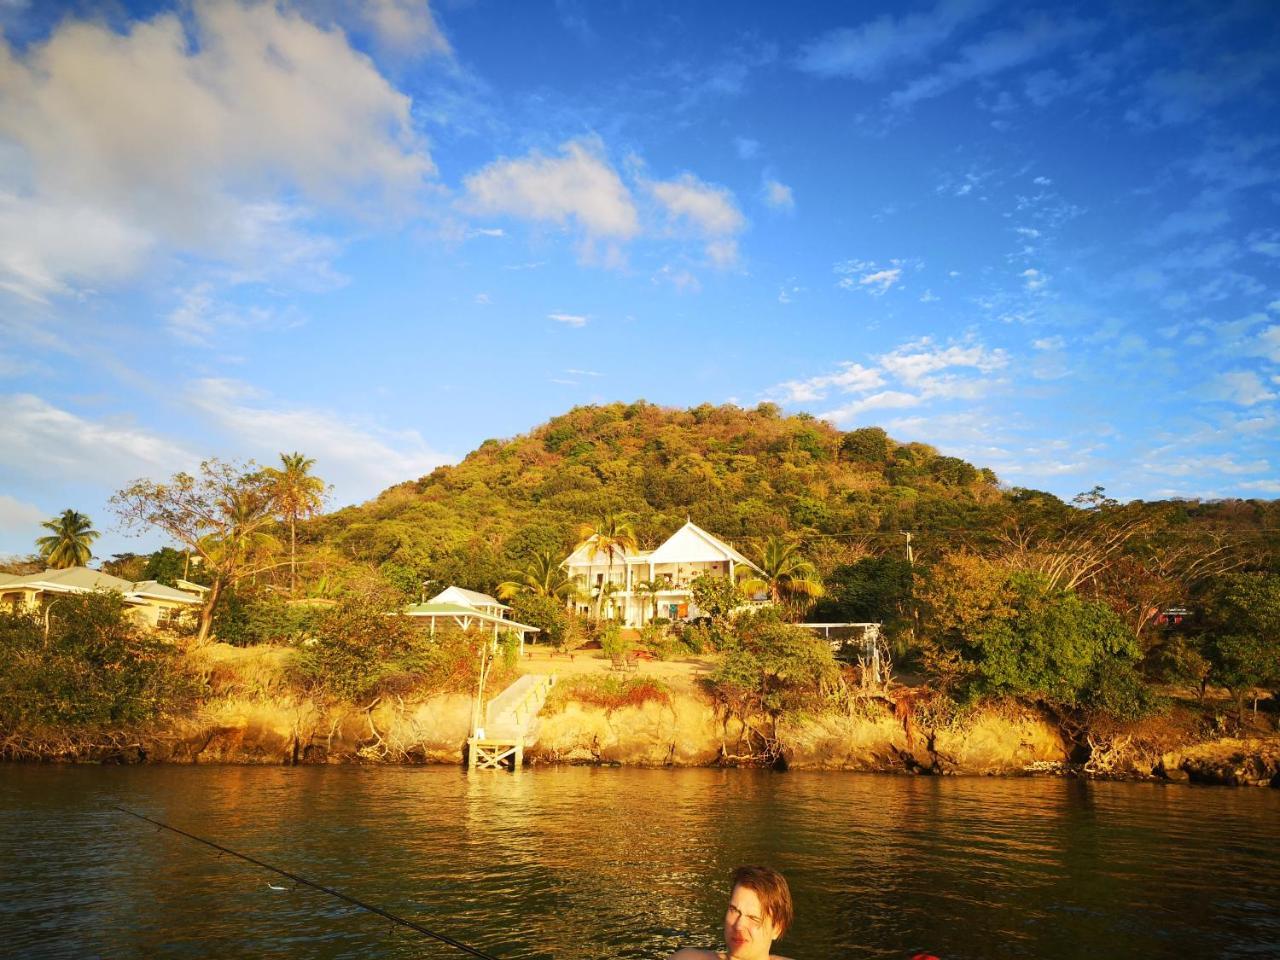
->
[263,453,326,595]
[633,578,666,625]
[497,550,575,601]
[574,514,638,619]
[36,510,99,568]
[740,536,824,619]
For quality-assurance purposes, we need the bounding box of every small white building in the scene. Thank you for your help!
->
[562,520,763,626]
[429,585,508,618]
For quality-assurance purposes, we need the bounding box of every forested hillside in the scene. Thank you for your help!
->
[309,400,1278,600]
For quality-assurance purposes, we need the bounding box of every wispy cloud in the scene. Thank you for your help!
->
[888,15,1099,109]
[1212,371,1276,406]
[762,179,795,212]
[834,258,917,296]
[796,0,993,80]
[548,312,588,327]
[186,378,452,500]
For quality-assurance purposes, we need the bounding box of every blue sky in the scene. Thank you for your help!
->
[1,0,1278,558]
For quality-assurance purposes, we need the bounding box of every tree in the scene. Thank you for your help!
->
[262,452,326,595]
[690,573,743,623]
[497,550,575,601]
[810,555,913,628]
[633,577,666,625]
[574,514,637,619]
[36,510,99,569]
[739,536,824,619]
[111,460,282,645]
[1195,572,1280,718]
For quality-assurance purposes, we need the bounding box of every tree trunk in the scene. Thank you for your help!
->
[289,516,297,596]
[196,576,225,645]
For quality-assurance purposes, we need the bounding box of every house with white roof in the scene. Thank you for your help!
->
[405,584,539,653]
[0,567,204,629]
[429,585,508,618]
[562,520,763,626]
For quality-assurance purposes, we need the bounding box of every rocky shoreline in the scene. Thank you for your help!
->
[22,688,1279,788]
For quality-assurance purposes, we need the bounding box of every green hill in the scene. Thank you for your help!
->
[311,400,1073,594]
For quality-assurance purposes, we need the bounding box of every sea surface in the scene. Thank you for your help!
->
[1,765,1277,959]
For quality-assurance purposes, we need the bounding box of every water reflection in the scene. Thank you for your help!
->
[1,766,1277,959]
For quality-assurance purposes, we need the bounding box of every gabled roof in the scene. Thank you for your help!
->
[562,535,646,567]
[430,585,507,610]
[403,602,538,633]
[0,567,203,605]
[646,521,760,571]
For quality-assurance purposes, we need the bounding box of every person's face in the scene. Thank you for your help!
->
[723,884,780,960]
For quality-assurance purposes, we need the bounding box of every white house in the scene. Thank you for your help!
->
[562,520,763,626]
[429,585,508,618]
[0,566,204,629]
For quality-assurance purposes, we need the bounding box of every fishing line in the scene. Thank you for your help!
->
[115,806,498,960]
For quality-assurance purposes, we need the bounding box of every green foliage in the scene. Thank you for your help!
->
[1195,572,1280,712]
[919,561,1155,722]
[0,592,196,752]
[212,588,322,646]
[811,555,913,626]
[36,509,99,568]
[710,608,840,718]
[289,591,432,704]
[143,547,192,586]
[598,620,630,659]
[690,573,743,621]
[509,592,576,650]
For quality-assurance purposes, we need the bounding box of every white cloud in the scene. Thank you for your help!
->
[1213,371,1276,406]
[919,289,939,302]
[835,257,917,295]
[821,390,922,425]
[358,0,451,57]
[860,268,902,294]
[1239,479,1280,493]
[879,337,1009,385]
[548,312,588,327]
[1255,325,1280,363]
[0,493,47,538]
[796,0,992,79]
[186,378,451,500]
[647,173,746,266]
[1032,335,1065,350]
[0,393,195,485]
[889,15,1098,108]
[0,2,432,300]
[1022,267,1047,291]
[474,292,491,305]
[770,362,885,403]
[762,179,795,211]
[166,282,303,346]
[1144,454,1270,478]
[463,137,639,240]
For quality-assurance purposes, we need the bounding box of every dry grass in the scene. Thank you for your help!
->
[545,674,672,713]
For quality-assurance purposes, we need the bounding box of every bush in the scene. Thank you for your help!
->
[288,591,516,705]
[0,592,197,755]
[546,674,671,713]
[710,608,840,718]
[213,588,322,646]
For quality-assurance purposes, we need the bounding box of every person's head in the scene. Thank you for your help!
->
[723,865,792,960]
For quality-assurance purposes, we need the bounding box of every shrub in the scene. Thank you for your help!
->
[546,674,671,713]
[0,592,197,755]
[710,607,840,719]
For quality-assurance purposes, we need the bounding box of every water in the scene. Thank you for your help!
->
[1,765,1277,959]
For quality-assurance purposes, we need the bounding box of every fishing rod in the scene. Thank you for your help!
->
[115,806,498,960]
